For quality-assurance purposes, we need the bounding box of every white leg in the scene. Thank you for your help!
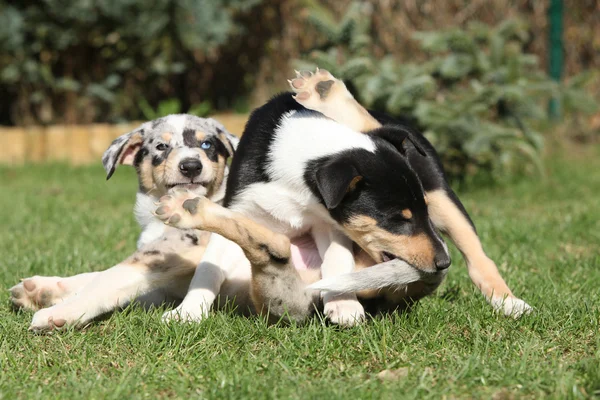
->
[312,225,365,326]
[29,264,160,332]
[162,233,248,323]
[10,272,100,311]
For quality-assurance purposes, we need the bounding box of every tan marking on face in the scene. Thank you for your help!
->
[161,132,173,142]
[347,175,363,193]
[401,209,413,219]
[153,147,188,192]
[138,157,155,192]
[195,131,206,142]
[343,215,437,272]
[152,152,169,187]
[218,132,235,156]
[206,155,226,198]
[426,189,513,298]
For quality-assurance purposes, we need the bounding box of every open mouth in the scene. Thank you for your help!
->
[166,182,206,191]
[381,251,397,262]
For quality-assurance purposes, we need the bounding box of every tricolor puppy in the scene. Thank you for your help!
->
[10,114,240,331]
[156,70,532,326]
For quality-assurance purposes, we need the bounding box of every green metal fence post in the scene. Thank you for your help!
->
[548,0,563,119]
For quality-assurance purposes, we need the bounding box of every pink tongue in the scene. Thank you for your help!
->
[290,234,322,270]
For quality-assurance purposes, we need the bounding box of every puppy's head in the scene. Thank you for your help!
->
[308,127,450,273]
[102,114,239,198]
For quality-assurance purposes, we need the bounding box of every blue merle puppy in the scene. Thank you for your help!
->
[10,114,242,331]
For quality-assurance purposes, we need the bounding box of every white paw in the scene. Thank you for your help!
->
[288,68,347,110]
[491,296,533,319]
[10,276,68,311]
[155,191,207,229]
[324,299,365,327]
[29,305,77,333]
[161,303,209,323]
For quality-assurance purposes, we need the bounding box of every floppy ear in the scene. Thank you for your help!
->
[102,129,144,180]
[200,117,239,158]
[315,159,363,210]
[215,126,239,158]
[371,127,427,157]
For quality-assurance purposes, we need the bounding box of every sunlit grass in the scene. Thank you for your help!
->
[1,146,599,399]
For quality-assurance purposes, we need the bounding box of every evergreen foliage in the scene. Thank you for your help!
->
[0,0,260,125]
[296,3,598,182]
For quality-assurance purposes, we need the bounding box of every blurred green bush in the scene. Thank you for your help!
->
[296,2,598,183]
[0,0,260,125]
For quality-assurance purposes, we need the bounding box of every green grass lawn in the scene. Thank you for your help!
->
[1,145,599,399]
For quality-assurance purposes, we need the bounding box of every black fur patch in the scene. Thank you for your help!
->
[143,250,161,256]
[152,155,164,166]
[152,118,163,129]
[183,129,199,148]
[151,148,171,166]
[304,146,434,239]
[259,243,289,265]
[134,147,149,168]
[184,233,199,246]
[224,93,313,207]
[315,80,334,99]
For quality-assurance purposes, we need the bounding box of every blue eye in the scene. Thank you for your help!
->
[201,141,211,150]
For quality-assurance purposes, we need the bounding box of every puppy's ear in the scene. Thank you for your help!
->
[215,126,239,158]
[102,128,144,180]
[315,159,363,210]
[202,118,239,158]
[371,127,427,157]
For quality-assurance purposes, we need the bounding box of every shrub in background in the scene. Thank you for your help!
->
[296,2,598,182]
[0,0,260,125]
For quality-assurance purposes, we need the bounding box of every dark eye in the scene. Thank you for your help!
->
[156,143,169,151]
[201,141,212,150]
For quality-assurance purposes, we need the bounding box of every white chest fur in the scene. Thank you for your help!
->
[231,113,376,236]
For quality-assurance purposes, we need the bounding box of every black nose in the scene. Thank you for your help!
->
[435,253,451,270]
[179,158,203,178]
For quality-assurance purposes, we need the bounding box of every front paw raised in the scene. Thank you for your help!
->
[155,190,208,229]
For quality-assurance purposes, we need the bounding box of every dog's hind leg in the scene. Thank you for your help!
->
[10,272,100,311]
[28,240,199,332]
[288,70,531,317]
[289,69,381,132]
[156,192,317,323]
[426,189,532,317]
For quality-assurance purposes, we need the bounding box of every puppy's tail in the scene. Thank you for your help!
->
[306,260,424,293]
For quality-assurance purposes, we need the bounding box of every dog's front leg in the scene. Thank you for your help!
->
[10,272,100,311]
[312,225,365,326]
[156,192,317,323]
[29,263,163,332]
[426,189,532,317]
[161,233,242,323]
[28,244,198,332]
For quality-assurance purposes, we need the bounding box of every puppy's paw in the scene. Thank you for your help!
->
[161,302,209,324]
[324,298,365,327]
[491,296,533,319]
[10,276,69,311]
[29,305,76,333]
[288,68,350,111]
[155,190,208,230]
